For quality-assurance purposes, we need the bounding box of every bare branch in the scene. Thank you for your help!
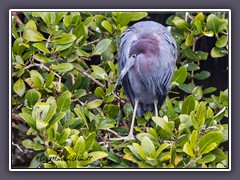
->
[12,113,25,123]
[12,12,24,26]
[74,65,106,90]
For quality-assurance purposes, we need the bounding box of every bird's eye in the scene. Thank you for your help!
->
[132,54,136,58]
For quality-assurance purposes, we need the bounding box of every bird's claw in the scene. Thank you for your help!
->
[110,134,135,141]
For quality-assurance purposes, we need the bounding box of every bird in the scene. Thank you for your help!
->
[111,21,177,141]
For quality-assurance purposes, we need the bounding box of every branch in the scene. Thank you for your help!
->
[12,12,24,26]
[12,113,25,123]
[25,63,62,91]
[83,38,101,47]
[12,142,24,152]
[74,65,106,90]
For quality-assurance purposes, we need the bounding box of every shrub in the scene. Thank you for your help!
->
[11,11,229,168]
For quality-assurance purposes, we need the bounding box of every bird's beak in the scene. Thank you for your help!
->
[115,55,136,88]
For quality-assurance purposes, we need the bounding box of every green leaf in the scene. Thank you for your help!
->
[25,89,41,107]
[195,12,205,22]
[172,16,189,31]
[211,47,226,58]
[53,159,68,168]
[141,136,156,158]
[203,87,217,95]
[44,103,57,123]
[131,12,148,21]
[101,20,113,33]
[128,145,142,160]
[132,143,146,160]
[94,87,105,98]
[203,31,214,37]
[51,63,74,73]
[95,39,112,54]
[195,51,208,61]
[91,65,107,80]
[74,136,85,157]
[13,37,25,55]
[194,20,202,33]
[192,86,203,100]
[183,142,195,157]
[22,139,34,149]
[86,99,103,109]
[179,114,192,127]
[190,130,198,149]
[185,33,194,46]
[30,70,44,89]
[178,83,195,94]
[172,66,187,84]
[36,119,48,130]
[216,35,228,48]
[79,151,108,166]
[181,95,195,115]
[196,102,207,127]
[33,143,46,151]
[207,14,228,36]
[23,29,45,42]
[24,19,37,30]
[152,116,174,138]
[33,53,54,63]
[56,90,71,112]
[33,43,51,54]
[48,112,66,126]
[53,34,76,44]
[58,128,71,145]
[209,148,226,163]
[103,104,120,118]
[194,71,211,80]
[73,22,87,39]
[72,89,86,99]
[190,111,198,130]
[19,113,36,130]
[13,78,26,97]
[85,132,96,151]
[105,151,121,164]
[198,131,223,155]
[185,48,198,60]
[196,155,216,164]
[71,72,82,92]
[154,143,169,158]
[29,153,45,168]
[45,72,55,87]
[55,43,73,52]
[116,12,133,27]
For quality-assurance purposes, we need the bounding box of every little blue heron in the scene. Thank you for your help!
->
[112,21,177,141]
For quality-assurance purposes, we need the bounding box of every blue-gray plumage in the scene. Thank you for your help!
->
[112,21,177,141]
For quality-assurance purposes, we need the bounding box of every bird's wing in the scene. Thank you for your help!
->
[118,27,138,106]
[154,30,177,106]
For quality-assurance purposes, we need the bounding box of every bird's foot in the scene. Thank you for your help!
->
[109,134,135,141]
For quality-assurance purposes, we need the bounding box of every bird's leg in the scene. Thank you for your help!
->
[154,100,158,117]
[110,99,139,141]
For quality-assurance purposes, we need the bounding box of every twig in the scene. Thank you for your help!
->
[12,142,24,152]
[83,38,101,47]
[71,99,85,106]
[105,128,121,137]
[46,35,51,48]
[74,65,106,90]
[12,12,24,26]
[12,113,25,123]
[25,63,62,91]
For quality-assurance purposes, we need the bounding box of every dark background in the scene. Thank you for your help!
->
[1,0,238,179]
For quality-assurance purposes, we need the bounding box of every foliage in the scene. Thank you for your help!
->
[11,11,229,169]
